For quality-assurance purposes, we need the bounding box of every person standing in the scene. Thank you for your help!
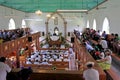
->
[0,57,11,80]
[83,62,99,80]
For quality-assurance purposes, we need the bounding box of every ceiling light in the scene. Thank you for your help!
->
[57,9,88,12]
[35,10,42,15]
[52,16,55,19]
[46,14,51,17]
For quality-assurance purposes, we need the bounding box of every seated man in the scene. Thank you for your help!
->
[26,59,32,64]
[34,60,39,64]
[40,60,52,65]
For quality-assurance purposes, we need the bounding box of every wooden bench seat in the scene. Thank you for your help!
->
[104,68,119,80]
[23,61,69,70]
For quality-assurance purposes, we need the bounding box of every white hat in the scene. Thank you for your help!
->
[105,49,112,54]
[85,61,94,66]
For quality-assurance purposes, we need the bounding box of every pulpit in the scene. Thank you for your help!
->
[48,36,62,47]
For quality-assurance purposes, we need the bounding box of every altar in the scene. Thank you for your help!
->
[48,36,62,47]
[50,36,59,41]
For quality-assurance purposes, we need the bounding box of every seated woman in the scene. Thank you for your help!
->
[97,49,112,70]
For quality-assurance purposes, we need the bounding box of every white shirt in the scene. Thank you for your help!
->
[0,62,11,80]
[26,61,32,64]
[40,62,49,65]
[85,43,94,51]
[100,40,108,49]
[34,62,40,64]
[99,52,105,59]
[83,68,99,80]
[105,55,112,64]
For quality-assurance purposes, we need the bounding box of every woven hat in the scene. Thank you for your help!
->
[85,61,94,66]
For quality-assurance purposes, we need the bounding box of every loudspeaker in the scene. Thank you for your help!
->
[42,32,44,36]
[68,32,70,36]
[71,37,74,43]
[28,37,32,42]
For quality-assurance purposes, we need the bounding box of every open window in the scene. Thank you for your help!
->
[8,18,15,30]
[87,20,90,28]
[102,17,110,34]
[22,19,26,28]
[93,19,96,30]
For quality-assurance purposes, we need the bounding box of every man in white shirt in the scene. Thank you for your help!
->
[83,62,99,80]
[99,37,108,50]
[0,57,11,80]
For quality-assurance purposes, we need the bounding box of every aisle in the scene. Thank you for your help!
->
[111,62,120,79]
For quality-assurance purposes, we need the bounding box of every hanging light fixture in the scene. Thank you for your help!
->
[35,0,42,15]
[35,10,42,15]
[46,14,51,18]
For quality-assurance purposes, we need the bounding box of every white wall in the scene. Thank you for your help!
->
[25,13,85,35]
[85,0,120,35]
[0,6,25,29]
[1,0,119,36]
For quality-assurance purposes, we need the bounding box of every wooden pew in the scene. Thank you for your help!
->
[23,61,69,70]
[9,69,84,80]
[104,68,119,80]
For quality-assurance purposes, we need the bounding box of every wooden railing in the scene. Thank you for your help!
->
[0,32,40,60]
[23,61,69,70]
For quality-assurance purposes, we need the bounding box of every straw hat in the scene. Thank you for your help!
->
[85,61,94,66]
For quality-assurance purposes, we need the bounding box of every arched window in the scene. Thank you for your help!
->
[87,20,89,28]
[102,17,110,34]
[8,18,15,30]
[22,19,26,28]
[93,19,96,30]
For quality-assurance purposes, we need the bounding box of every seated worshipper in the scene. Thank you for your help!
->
[56,58,62,61]
[49,58,54,61]
[34,60,40,64]
[84,41,94,52]
[35,55,41,61]
[99,37,108,51]
[0,57,11,80]
[30,53,36,59]
[40,60,51,65]
[83,62,99,80]
[0,37,3,43]
[97,49,112,70]
[94,49,101,60]
[99,51,105,59]
[64,58,69,62]
[26,59,32,64]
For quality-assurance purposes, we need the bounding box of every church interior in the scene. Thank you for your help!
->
[0,0,120,80]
